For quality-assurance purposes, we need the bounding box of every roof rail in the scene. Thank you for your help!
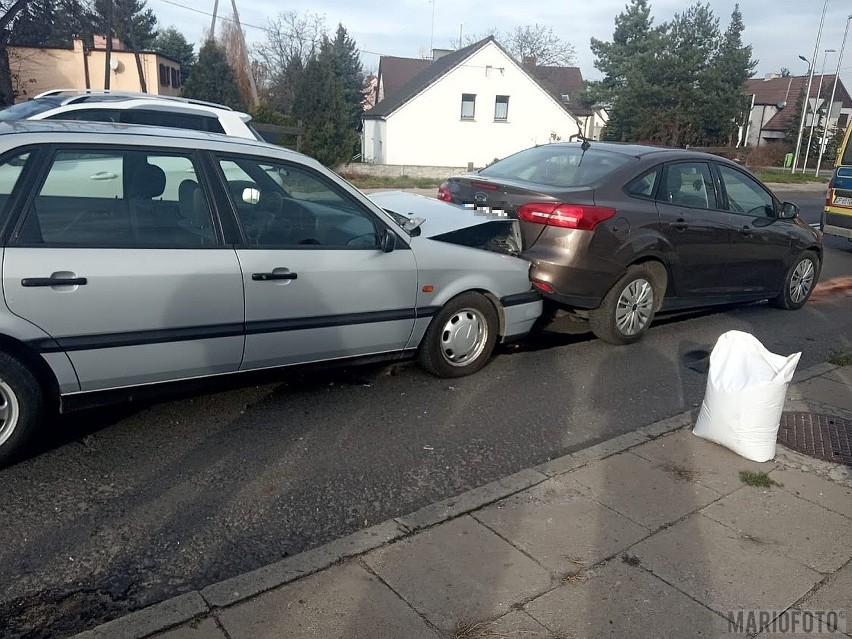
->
[32,89,236,111]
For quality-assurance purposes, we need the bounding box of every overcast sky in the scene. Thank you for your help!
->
[149,0,852,90]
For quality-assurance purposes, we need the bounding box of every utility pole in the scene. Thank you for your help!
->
[816,15,852,176]
[229,0,259,107]
[210,0,219,38]
[104,0,114,89]
[792,0,828,173]
[802,48,835,172]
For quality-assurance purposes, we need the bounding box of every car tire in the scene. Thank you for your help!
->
[0,352,44,467]
[770,251,819,310]
[589,265,658,345]
[419,292,499,378]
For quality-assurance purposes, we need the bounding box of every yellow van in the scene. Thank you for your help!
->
[823,123,852,239]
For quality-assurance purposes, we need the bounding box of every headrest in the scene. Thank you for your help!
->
[128,163,166,199]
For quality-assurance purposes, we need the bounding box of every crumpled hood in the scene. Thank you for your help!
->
[368,190,512,237]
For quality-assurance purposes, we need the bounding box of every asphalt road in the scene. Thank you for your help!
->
[1,188,850,638]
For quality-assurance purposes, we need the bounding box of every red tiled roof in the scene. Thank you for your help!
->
[745,74,852,132]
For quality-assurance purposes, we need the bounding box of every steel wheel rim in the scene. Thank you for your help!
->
[615,278,654,336]
[0,380,20,448]
[439,308,488,367]
[790,259,815,304]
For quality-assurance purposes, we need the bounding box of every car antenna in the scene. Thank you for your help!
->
[569,121,591,151]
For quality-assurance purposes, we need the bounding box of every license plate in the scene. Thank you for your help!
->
[834,196,852,206]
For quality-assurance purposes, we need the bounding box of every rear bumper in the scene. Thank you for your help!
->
[823,210,852,239]
[500,292,543,340]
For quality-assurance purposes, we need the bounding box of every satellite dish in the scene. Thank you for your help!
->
[109,57,119,71]
[776,100,786,109]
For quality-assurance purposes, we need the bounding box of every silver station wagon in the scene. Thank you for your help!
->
[0,121,541,464]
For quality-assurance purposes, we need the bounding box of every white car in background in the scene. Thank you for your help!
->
[0,89,260,139]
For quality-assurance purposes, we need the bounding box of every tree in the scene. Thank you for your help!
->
[780,67,791,78]
[701,5,757,145]
[291,35,359,167]
[463,23,575,66]
[181,38,243,110]
[589,0,665,141]
[507,24,575,66]
[217,14,256,108]
[0,0,33,106]
[7,0,94,48]
[253,10,325,113]
[92,0,157,49]
[153,26,194,84]
[326,24,363,139]
[591,1,756,146]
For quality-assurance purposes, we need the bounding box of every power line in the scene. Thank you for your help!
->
[150,0,394,59]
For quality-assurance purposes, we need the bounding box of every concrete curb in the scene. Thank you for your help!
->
[68,361,835,639]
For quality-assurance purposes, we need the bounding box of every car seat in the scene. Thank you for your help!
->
[127,163,169,243]
[178,179,215,244]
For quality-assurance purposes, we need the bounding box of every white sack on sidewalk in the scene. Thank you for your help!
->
[693,330,801,462]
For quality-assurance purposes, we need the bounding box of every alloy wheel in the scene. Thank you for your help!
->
[790,259,815,305]
[615,278,654,336]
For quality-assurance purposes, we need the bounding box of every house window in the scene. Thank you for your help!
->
[170,67,180,88]
[494,95,509,121]
[561,93,571,104]
[838,113,849,129]
[159,64,170,87]
[461,93,476,120]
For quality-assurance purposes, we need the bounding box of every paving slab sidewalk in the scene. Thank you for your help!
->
[72,365,852,639]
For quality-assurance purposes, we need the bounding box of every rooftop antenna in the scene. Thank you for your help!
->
[429,0,436,56]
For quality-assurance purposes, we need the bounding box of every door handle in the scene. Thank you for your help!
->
[669,220,689,231]
[252,272,298,281]
[21,277,87,287]
[739,226,753,238]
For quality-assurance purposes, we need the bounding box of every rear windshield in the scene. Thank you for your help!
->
[479,144,633,187]
[0,97,65,120]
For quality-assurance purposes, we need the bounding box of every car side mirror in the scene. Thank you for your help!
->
[380,229,397,253]
[242,187,261,205]
[778,201,799,219]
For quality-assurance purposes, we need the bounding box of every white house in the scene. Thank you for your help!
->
[743,73,852,147]
[362,37,588,167]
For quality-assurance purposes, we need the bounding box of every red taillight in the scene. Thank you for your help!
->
[437,182,452,202]
[532,280,554,294]
[471,181,498,190]
[517,202,617,230]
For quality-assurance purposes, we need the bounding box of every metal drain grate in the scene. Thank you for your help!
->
[777,412,852,466]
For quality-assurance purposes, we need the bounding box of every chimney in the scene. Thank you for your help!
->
[763,72,780,81]
[522,55,536,67]
[432,49,453,61]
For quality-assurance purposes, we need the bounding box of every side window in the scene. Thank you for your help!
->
[659,162,717,210]
[47,109,122,123]
[14,149,217,247]
[718,165,774,217]
[218,156,379,248]
[123,110,210,133]
[0,151,30,221]
[626,168,660,199]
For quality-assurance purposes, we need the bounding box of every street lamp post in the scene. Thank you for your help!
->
[802,48,836,172]
[792,0,829,173]
[816,15,852,176]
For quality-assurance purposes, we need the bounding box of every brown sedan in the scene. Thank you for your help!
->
[438,142,823,344]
